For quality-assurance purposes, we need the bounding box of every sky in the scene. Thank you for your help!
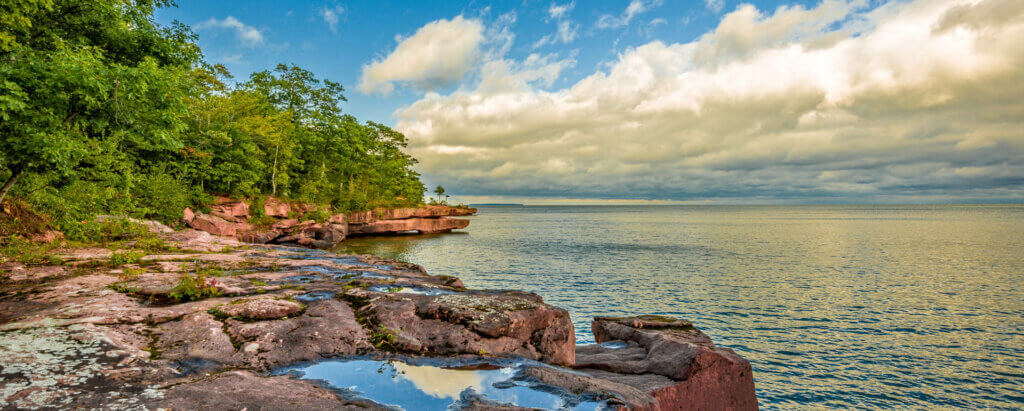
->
[155,0,1024,205]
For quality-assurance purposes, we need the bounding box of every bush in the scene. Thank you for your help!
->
[304,209,331,223]
[168,273,219,302]
[133,173,190,227]
[110,250,145,266]
[0,236,61,265]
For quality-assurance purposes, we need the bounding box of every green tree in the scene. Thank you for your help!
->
[0,0,201,204]
[433,185,446,204]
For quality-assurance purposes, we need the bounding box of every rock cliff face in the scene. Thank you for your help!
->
[0,224,757,409]
[181,198,475,248]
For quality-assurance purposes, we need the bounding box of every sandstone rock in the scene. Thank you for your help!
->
[349,216,469,235]
[155,312,236,367]
[182,207,195,224]
[215,298,303,320]
[210,198,250,222]
[223,299,371,369]
[569,315,758,410]
[271,218,299,230]
[186,213,251,237]
[161,229,242,252]
[151,371,376,410]
[96,215,174,234]
[262,197,291,218]
[351,289,575,366]
[329,213,346,224]
[238,228,280,244]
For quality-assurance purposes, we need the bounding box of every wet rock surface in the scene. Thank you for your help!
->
[0,226,756,409]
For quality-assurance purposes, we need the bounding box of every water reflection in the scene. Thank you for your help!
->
[279,358,604,410]
[333,205,1024,409]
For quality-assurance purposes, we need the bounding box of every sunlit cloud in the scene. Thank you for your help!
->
[396,0,1024,202]
[358,16,485,94]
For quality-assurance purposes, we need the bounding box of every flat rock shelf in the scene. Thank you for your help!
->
[0,227,757,410]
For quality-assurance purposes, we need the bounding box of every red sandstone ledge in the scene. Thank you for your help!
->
[183,197,476,248]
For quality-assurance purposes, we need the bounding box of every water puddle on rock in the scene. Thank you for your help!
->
[294,291,336,302]
[278,358,606,410]
[334,270,394,281]
[367,284,455,296]
[596,341,630,349]
[275,274,320,284]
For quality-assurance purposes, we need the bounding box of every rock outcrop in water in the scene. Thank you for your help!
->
[182,197,475,248]
[0,223,757,409]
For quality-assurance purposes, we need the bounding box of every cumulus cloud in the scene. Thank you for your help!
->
[321,6,344,32]
[596,0,663,29]
[195,16,264,47]
[396,0,1024,202]
[359,16,485,94]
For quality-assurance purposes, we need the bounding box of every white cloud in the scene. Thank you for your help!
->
[596,0,663,29]
[321,6,345,32]
[358,16,485,94]
[705,0,725,13]
[397,0,1024,202]
[549,2,575,19]
[195,16,264,48]
[533,20,580,48]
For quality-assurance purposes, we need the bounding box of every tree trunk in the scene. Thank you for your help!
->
[0,166,24,205]
[271,145,280,196]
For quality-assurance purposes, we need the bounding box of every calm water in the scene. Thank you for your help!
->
[335,205,1024,409]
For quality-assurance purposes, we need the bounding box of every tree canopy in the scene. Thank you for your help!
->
[0,0,426,240]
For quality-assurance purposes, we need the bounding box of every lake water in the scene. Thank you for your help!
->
[334,205,1024,409]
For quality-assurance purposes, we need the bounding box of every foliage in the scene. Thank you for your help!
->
[0,235,61,265]
[1,1,427,239]
[168,273,219,302]
[109,250,145,266]
[119,267,146,281]
[304,209,330,223]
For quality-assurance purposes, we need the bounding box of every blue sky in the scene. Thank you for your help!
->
[156,0,758,123]
[155,0,1024,204]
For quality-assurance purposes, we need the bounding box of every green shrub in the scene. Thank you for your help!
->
[304,209,331,223]
[110,250,145,266]
[168,273,220,302]
[119,267,146,281]
[0,236,61,265]
[133,173,190,227]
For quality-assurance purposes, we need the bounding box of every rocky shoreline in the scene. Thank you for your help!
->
[0,219,757,409]
[184,197,476,248]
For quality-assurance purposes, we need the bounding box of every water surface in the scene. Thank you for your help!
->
[335,205,1024,409]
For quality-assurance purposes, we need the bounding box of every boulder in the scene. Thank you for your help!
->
[238,228,280,244]
[566,315,758,410]
[215,298,303,320]
[187,213,251,237]
[262,197,291,218]
[350,289,575,366]
[271,218,299,230]
[210,197,250,222]
[222,299,371,369]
